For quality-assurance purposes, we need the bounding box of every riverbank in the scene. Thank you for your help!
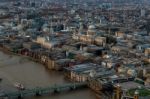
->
[0,47,39,62]
[0,50,98,99]
[0,49,99,99]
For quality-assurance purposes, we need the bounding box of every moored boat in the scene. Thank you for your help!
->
[14,82,25,90]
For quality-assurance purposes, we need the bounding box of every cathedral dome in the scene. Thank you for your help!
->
[87,25,96,36]
[88,25,96,30]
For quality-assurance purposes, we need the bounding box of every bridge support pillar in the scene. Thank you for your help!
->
[18,95,23,99]
[54,88,60,93]
[36,92,41,96]
[70,86,76,90]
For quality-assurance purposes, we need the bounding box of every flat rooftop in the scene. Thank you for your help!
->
[115,81,143,90]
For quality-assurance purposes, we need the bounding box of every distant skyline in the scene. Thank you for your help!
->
[0,0,150,4]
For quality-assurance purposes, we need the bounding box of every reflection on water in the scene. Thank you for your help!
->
[0,52,97,99]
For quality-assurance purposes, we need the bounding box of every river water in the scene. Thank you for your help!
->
[0,51,97,99]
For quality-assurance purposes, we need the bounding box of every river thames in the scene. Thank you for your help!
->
[0,51,97,99]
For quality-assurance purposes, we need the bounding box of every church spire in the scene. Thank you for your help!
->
[79,19,83,35]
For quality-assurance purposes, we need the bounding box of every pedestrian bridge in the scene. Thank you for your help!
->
[1,82,87,99]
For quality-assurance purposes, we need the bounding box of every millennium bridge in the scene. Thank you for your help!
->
[0,82,87,99]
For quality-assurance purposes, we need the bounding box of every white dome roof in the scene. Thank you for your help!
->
[43,27,49,32]
[88,25,96,30]
[0,25,4,30]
